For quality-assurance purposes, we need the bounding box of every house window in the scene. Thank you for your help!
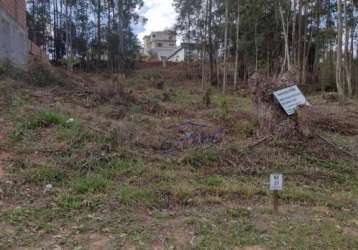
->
[157,43,163,47]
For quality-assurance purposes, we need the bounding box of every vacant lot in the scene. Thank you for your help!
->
[0,64,357,249]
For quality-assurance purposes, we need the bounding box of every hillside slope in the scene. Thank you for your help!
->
[0,64,357,249]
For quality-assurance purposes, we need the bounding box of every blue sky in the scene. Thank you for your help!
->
[133,0,177,43]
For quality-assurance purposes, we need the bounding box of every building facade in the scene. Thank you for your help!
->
[0,0,28,66]
[168,43,201,63]
[143,30,177,61]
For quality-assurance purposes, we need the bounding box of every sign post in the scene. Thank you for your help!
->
[270,173,283,214]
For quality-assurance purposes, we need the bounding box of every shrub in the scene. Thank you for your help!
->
[0,62,8,75]
[27,64,64,87]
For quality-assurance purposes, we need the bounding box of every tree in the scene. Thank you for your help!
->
[336,0,344,97]
[26,0,144,73]
[233,0,240,89]
[173,0,356,96]
[222,0,229,93]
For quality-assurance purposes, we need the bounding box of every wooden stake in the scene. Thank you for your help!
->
[273,190,279,214]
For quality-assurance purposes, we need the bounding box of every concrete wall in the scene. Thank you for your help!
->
[145,47,177,61]
[168,46,201,63]
[168,48,185,62]
[0,0,27,29]
[0,7,28,67]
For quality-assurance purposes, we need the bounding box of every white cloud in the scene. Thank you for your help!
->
[136,0,177,43]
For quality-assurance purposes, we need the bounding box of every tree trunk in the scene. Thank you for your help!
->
[292,0,297,65]
[254,22,259,72]
[202,0,210,90]
[343,0,352,97]
[208,0,216,86]
[279,4,291,72]
[313,0,321,79]
[65,0,70,70]
[234,0,240,89]
[350,22,356,96]
[223,0,229,94]
[297,0,303,82]
[97,0,101,63]
[336,0,344,97]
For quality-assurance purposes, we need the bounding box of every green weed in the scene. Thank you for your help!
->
[191,209,261,249]
[59,195,84,210]
[98,158,144,179]
[171,90,197,105]
[111,159,143,173]
[23,166,65,185]
[184,149,220,168]
[130,104,142,113]
[202,175,224,187]
[0,62,8,75]
[6,207,32,224]
[13,110,67,138]
[268,218,358,249]
[59,194,102,210]
[71,176,110,194]
[4,207,61,227]
[56,120,91,147]
[27,110,68,129]
[118,185,156,207]
[237,120,257,137]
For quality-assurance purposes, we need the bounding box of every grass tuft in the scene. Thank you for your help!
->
[27,111,68,129]
[118,184,156,207]
[24,166,65,185]
[184,149,220,168]
[71,176,110,194]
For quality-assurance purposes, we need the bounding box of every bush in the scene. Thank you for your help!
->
[0,62,8,75]
[27,64,64,87]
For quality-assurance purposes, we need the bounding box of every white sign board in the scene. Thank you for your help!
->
[270,174,283,191]
[273,85,307,115]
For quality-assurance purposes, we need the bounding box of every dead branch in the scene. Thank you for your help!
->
[247,135,272,149]
[316,133,358,160]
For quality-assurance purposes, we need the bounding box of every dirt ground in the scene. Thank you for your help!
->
[0,64,357,250]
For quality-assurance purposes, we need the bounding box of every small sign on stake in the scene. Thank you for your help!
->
[270,173,283,214]
[270,173,283,191]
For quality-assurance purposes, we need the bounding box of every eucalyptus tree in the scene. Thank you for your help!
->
[26,0,144,72]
